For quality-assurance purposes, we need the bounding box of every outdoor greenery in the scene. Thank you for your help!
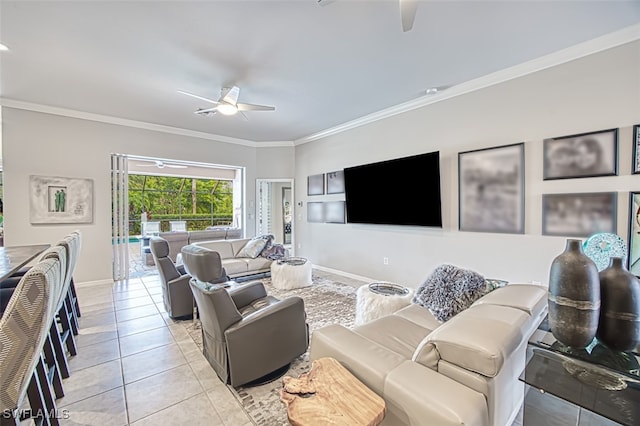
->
[128,174,234,234]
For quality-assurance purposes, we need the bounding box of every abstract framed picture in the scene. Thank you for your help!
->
[30,175,94,224]
[326,170,345,194]
[542,192,617,237]
[307,174,324,196]
[629,192,640,277]
[458,142,525,233]
[324,201,346,223]
[543,128,618,180]
[633,124,640,174]
[307,202,324,223]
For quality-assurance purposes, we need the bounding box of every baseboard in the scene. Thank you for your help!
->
[76,278,114,288]
[311,264,377,284]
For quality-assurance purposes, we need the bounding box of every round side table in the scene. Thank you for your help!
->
[355,282,414,325]
[270,257,312,290]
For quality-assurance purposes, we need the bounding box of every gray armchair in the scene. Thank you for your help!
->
[149,237,194,319]
[181,244,309,387]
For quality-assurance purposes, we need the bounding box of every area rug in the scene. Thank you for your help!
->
[182,271,361,425]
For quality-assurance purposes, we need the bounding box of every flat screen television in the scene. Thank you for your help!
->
[344,151,442,227]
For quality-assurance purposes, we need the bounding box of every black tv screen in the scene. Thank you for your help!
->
[344,151,442,227]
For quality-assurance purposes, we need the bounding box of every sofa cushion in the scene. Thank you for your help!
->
[236,238,267,258]
[230,239,252,256]
[244,257,272,272]
[222,259,250,276]
[194,240,236,259]
[412,304,528,377]
[188,229,227,243]
[471,284,547,317]
[393,304,442,333]
[355,315,430,360]
[413,264,487,322]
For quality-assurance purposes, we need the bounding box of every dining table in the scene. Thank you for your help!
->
[0,244,51,282]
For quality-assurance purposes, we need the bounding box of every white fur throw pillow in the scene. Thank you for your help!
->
[412,264,486,322]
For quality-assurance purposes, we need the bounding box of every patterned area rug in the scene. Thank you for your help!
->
[182,271,362,425]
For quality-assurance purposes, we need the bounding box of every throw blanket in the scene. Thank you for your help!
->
[413,264,486,322]
[261,243,286,260]
[252,234,287,260]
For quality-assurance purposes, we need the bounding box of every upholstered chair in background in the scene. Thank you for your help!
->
[181,244,309,387]
[150,237,194,319]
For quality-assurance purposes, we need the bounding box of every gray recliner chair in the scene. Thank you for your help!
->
[181,244,309,388]
[150,237,195,319]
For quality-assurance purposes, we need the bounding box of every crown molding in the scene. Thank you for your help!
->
[0,98,295,148]
[295,23,640,145]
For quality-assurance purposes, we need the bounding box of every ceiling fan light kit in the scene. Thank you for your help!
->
[178,85,275,119]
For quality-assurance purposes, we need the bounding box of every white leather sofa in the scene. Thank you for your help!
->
[191,238,273,279]
[310,284,547,426]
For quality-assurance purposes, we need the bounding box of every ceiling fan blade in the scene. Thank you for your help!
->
[221,86,241,105]
[196,107,218,114]
[399,0,418,32]
[237,102,275,112]
[177,90,219,105]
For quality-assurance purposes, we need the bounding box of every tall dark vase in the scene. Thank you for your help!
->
[548,239,600,348]
[597,257,640,352]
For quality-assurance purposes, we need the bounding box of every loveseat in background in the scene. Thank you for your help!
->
[155,227,242,263]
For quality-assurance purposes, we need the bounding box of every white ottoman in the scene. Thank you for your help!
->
[270,258,313,290]
[355,282,414,325]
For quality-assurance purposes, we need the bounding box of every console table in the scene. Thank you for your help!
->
[521,318,640,425]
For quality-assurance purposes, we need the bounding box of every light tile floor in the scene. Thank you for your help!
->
[58,274,253,426]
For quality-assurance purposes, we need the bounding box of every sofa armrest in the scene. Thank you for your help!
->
[384,361,489,426]
[228,281,267,309]
[166,274,194,318]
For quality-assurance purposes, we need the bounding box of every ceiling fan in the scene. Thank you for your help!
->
[136,160,187,169]
[318,0,418,32]
[178,86,275,119]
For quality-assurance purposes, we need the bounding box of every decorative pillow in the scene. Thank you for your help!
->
[412,264,487,322]
[485,278,508,293]
[236,238,268,258]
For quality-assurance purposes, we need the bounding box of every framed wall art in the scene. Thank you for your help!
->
[629,192,640,277]
[458,143,525,233]
[633,124,640,174]
[307,202,324,223]
[30,175,94,224]
[326,170,345,194]
[306,201,346,224]
[324,201,346,224]
[543,128,618,180]
[542,192,617,237]
[307,173,324,196]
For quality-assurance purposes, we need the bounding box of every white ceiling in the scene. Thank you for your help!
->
[1,1,639,144]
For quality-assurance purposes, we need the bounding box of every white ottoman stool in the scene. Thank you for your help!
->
[270,257,313,290]
[355,282,414,325]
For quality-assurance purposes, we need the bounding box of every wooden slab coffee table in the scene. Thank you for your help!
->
[280,357,385,426]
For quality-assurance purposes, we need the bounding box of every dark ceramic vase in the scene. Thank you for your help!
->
[548,239,600,348]
[597,257,640,352]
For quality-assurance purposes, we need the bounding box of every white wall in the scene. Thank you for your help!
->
[2,109,295,283]
[294,41,640,287]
